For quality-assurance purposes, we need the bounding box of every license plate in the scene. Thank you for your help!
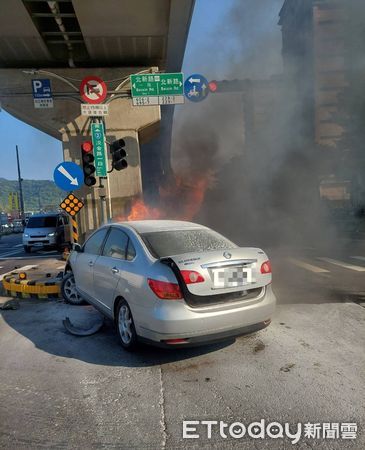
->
[34,242,44,247]
[211,267,252,289]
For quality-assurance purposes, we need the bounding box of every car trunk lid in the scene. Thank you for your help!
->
[161,248,271,307]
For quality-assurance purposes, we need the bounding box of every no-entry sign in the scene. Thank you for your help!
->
[80,76,107,104]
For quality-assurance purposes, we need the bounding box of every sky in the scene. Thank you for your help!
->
[0,111,63,180]
[182,0,283,78]
[182,0,237,77]
[0,0,282,181]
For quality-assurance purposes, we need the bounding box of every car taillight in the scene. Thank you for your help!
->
[260,260,272,274]
[163,338,189,345]
[180,270,205,284]
[147,278,183,300]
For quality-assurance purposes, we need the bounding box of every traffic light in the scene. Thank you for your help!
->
[110,139,128,171]
[81,141,96,186]
[208,81,218,92]
[208,79,246,93]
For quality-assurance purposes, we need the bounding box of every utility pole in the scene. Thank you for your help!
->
[15,145,25,220]
[38,186,42,212]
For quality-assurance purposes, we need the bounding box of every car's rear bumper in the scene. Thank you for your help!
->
[135,284,276,345]
[139,319,271,348]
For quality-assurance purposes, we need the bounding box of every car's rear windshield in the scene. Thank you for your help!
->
[26,216,57,228]
[140,228,237,258]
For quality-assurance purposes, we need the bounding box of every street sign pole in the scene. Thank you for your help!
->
[99,177,107,225]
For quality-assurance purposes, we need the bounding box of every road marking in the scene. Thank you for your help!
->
[57,265,65,270]
[17,265,38,271]
[15,244,23,247]
[0,255,61,260]
[289,258,329,273]
[317,257,365,272]
[0,265,38,281]
[350,256,365,262]
[0,250,24,258]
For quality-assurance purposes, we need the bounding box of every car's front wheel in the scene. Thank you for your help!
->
[61,272,85,305]
[24,245,31,253]
[116,300,138,351]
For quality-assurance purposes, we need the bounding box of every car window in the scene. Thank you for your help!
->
[84,228,109,255]
[126,239,136,261]
[26,216,57,228]
[102,228,129,260]
[141,229,237,258]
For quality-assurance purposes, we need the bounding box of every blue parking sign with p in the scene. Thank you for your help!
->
[32,79,52,98]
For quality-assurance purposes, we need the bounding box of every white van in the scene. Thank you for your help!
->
[22,213,71,253]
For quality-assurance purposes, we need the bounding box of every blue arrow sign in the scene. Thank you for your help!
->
[53,162,84,191]
[184,74,209,102]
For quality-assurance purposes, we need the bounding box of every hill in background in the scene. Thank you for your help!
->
[0,178,64,212]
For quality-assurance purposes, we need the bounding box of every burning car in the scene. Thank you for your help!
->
[62,220,276,350]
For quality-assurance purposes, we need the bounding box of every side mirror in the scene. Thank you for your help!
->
[73,243,83,252]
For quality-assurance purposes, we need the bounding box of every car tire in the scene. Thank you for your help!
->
[116,300,138,351]
[24,245,31,253]
[61,272,85,305]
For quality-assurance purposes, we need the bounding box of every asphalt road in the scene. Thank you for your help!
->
[0,237,365,449]
[0,234,60,277]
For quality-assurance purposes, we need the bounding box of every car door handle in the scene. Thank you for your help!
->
[88,261,94,267]
[111,267,119,274]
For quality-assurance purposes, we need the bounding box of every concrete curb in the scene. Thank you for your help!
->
[2,274,62,299]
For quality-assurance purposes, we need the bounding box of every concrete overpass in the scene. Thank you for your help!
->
[0,0,195,237]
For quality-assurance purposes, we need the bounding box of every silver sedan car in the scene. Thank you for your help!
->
[62,220,276,350]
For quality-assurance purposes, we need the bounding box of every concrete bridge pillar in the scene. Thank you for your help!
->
[61,96,160,240]
[0,67,161,240]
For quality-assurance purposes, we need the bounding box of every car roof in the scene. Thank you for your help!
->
[28,213,63,218]
[113,220,206,234]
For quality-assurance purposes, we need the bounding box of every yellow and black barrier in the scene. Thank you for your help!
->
[71,217,78,243]
[2,274,61,299]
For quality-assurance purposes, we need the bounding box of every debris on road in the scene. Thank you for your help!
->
[280,363,296,373]
[0,298,19,310]
[62,316,104,336]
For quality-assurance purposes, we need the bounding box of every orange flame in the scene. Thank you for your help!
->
[126,200,162,221]
[115,171,215,222]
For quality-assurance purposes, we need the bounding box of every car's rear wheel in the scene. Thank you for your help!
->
[61,272,85,305]
[116,300,138,351]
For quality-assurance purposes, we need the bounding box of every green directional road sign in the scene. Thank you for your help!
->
[91,122,107,177]
[130,73,184,106]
